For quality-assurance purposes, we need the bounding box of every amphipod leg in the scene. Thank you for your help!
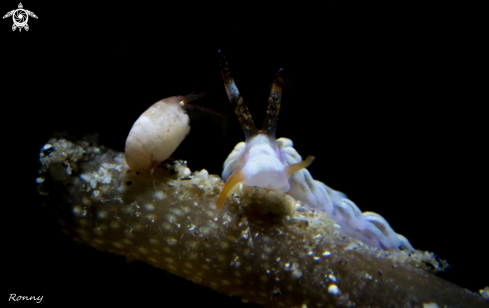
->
[216,170,245,211]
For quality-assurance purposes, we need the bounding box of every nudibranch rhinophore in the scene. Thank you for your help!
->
[125,91,204,173]
[217,51,414,251]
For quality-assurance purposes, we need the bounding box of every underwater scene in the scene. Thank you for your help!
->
[5,2,487,307]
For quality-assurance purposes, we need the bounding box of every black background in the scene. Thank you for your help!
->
[3,1,487,306]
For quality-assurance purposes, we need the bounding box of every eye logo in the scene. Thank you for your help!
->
[3,3,38,32]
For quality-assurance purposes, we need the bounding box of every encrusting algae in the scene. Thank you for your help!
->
[36,136,489,307]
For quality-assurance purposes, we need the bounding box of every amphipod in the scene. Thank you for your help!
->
[125,92,204,173]
[218,51,414,251]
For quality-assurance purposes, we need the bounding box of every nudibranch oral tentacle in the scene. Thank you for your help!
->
[124,91,204,173]
[218,51,414,251]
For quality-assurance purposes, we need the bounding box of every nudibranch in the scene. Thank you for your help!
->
[125,92,204,173]
[218,51,414,251]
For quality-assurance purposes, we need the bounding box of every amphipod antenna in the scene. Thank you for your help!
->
[262,68,284,138]
[218,50,258,141]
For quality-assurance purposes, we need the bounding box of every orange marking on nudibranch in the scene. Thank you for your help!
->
[286,156,315,175]
[216,170,245,211]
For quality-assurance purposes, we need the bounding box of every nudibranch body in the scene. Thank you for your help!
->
[218,51,414,251]
[125,92,204,173]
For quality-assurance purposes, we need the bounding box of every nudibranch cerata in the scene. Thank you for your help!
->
[125,91,204,173]
[217,51,414,251]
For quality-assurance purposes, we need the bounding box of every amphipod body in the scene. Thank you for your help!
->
[125,92,203,173]
[218,51,414,251]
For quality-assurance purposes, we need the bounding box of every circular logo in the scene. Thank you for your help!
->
[13,9,28,27]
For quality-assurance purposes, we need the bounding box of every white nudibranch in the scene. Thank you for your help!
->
[217,51,414,251]
[125,92,204,173]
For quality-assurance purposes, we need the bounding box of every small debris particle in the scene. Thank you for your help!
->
[328,284,340,295]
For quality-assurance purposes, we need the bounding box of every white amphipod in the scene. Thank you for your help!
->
[218,51,414,251]
[125,92,204,173]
